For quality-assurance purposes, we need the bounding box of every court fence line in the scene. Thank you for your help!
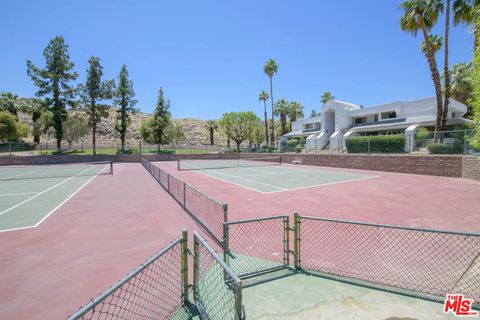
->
[67,229,245,320]
[223,215,291,280]
[141,157,227,246]
[293,212,480,308]
[67,233,187,320]
[193,231,245,320]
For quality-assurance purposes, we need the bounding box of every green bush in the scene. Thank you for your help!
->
[345,134,405,153]
[414,127,430,146]
[295,145,303,153]
[427,143,463,154]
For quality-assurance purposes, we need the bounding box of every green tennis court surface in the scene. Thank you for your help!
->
[0,162,112,232]
[242,272,455,319]
[176,158,376,193]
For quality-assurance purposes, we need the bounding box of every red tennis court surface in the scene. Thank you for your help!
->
[155,161,480,233]
[1,161,479,320]
[0,163,198,320]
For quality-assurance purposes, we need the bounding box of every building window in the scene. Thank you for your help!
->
[381,111,397,119]
[452,112,456,118]
[374,114,378,122]
[304,123,320,130]
[354,117,367,124]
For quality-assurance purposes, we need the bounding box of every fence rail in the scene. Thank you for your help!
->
[67,236,185,320]
[223,215,290,279]
[193,231,244,320]
[141,158,227,246]
[295,214,480,306]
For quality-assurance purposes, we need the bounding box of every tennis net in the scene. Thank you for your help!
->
[177,156,282,171]
[0,161,113,181]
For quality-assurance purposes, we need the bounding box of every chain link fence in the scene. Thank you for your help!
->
[67,236,186,320]
[141,158,227,246]
[295,214,480,307]
[223,216,290,279]
[193,231,244,320]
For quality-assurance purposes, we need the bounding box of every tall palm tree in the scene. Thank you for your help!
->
[288,101,304,131]
[274,98,290,135]
[321,91,335,104]
[400,0,444,137]
[263,59,278,146]
[442,0,452,132]
[453,0,480,49]
[258,90,269,145]
[204,120,219,146]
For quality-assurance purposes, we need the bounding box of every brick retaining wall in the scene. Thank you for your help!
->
[462,156,480,181]
[1,153,477,180]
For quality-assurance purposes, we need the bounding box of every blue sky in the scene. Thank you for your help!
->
[0,0,474,119]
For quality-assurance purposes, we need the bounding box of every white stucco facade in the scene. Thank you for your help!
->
[279,97,470,152]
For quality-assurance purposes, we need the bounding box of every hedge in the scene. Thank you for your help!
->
[427,143,463,154]
[345,134,405,153]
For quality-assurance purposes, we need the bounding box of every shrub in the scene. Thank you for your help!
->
[295,145,303,153]
[345,134,405,153]
[427,143,463,154]
[414,127,430,146]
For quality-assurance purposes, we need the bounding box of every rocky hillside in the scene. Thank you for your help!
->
[17,106,225,146]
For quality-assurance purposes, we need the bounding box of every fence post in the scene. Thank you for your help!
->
[284,215,290,266]
[222,203,229,265]
[9,142,12,156]
[235,281,244,320]
[367,138,371,154]
[192,234,199,302]
[183,182,186,207]
[464,129,467,154]
[181,229,189,305]
[293,211,300,270]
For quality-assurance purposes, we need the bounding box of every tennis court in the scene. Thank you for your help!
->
[0,161,113,232]
[176,157,377,193]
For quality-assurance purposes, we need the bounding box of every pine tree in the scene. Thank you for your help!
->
[152,87,172,150]
[113,65,137,152]
[79,57,114,155]
[27,36,78,150]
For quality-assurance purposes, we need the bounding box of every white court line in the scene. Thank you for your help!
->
[264,175,380,194]
[0,171,35,180]
[0,192,39,197]
[189,169,271,194]
[0,166,95,217]
[205,169,286,191]
[0,167,104,233]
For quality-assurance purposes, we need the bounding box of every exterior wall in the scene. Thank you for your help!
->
[291,116,321,131]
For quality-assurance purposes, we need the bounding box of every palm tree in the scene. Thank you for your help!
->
[0,92,27,120]
[288,101,304,131]
[263,59,278,146]
[274,98,290,135]
[453,0,480,49]
[29,98,47,144]
[442,0,452,132]
[400,0,444,138]
[204,120,219,146]
[321,91,335,104]
[258,90,269,145]
[421,34,443,54]
[449,62,473,106]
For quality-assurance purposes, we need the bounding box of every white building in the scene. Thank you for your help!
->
[279,97,470,152]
